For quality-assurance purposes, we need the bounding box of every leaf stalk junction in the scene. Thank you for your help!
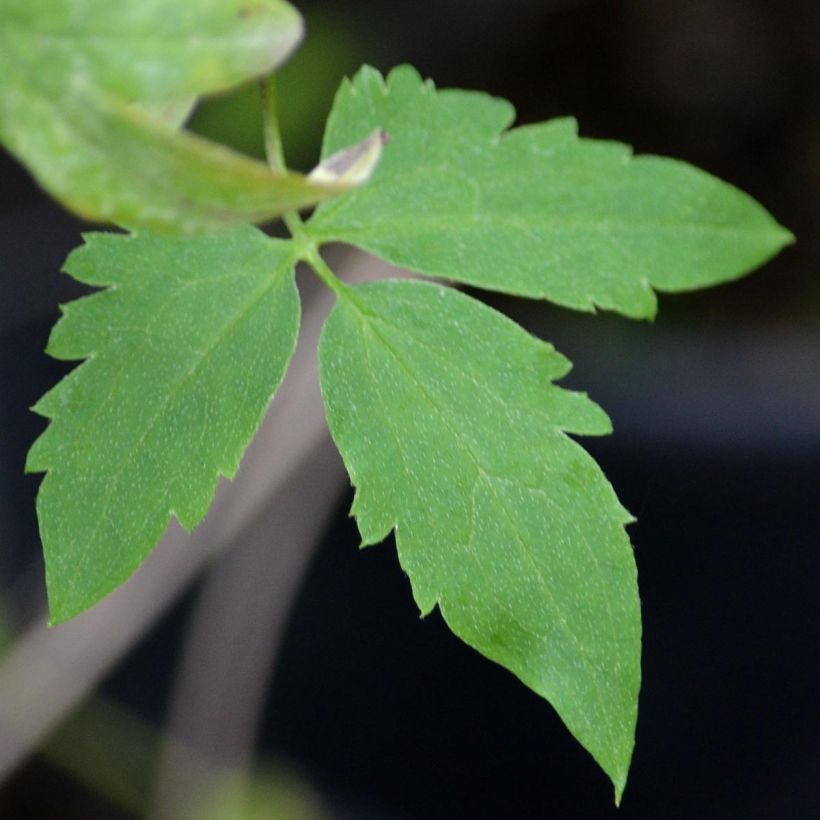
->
[261,72,349,299]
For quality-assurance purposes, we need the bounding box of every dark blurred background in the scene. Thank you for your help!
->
[1,1,818,818]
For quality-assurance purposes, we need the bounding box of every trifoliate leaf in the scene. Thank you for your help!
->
[27,227,300,622]
[318,279,640,799]
[309,65,793,318]
[0,0,361,231]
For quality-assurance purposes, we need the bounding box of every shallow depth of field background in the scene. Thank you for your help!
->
[0,1,818,818]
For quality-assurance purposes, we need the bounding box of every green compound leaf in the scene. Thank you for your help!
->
[27,227,300,623]
[0,0,359,232]
[318,279,640,799]
[309,65,793,318]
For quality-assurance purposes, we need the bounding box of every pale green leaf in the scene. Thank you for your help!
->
[2,0,304,103]
[309,65,793,318]
[27,227,300,622]
[0,91,354,233]
[0,0,361,231]
[319,279,640,798]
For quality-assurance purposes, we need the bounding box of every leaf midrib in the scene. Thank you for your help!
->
[351,302,625,768]
[315,209,783,241]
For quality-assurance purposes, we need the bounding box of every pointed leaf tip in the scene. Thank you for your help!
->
[309,66,792,318]
[319,279,640,793]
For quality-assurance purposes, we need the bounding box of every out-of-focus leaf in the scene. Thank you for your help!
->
[0,0,369,231]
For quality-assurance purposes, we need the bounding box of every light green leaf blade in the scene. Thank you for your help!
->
[2,0,304,102]
[0,89,355,233]
[26,227,300,622]
[0,0,364,231]
[309,65,793,318]
[0,0,300,158]
[318,279,640,798]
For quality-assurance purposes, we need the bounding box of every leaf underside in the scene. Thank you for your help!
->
[318,280,641,798]
[309,65,793,318]
[27,227,300,623]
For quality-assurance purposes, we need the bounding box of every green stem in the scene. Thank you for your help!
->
[259,74,348,299]
[301,243,348,298]
[283,210,306,240]
[260,73,286,173]
[260,72,303,239]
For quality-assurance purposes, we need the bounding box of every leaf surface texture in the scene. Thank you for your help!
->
[27,227,300,621]
[309,66,793,317]
[319,279,641,797]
